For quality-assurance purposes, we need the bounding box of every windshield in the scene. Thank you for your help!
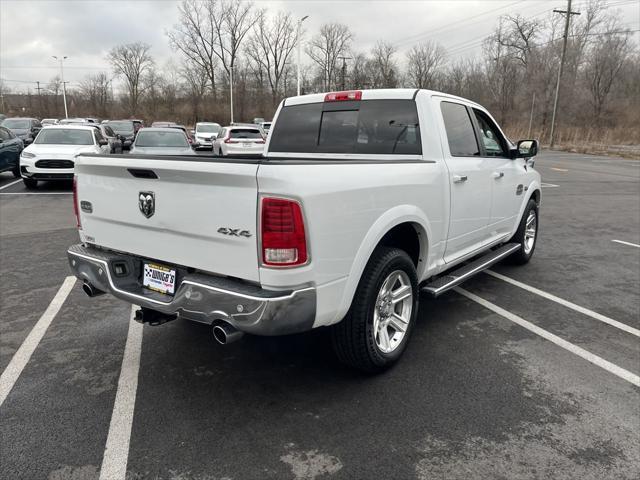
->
[230,129,262,139]
[34,129,94,145]
[135,131,189,148]
[2,119,30,129]
[109,121,135,134]
[196,124,221,133]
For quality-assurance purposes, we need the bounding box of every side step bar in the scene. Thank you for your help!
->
[421,243,521,297]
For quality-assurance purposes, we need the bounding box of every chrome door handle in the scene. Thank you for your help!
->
[493,171,504,179]
[453,175,468,183]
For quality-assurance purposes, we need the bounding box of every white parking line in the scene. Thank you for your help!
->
[100,306,143,480]
[541,182,559,188]
[0,179,21,191]
[455,287,640,387]
[611,239,640,249]
[0,276,76,407]
[0,192,72,196]
[485,270,640,337]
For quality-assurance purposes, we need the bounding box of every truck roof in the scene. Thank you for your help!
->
[284,88,481,109]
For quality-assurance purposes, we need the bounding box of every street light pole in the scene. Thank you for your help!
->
[296,15,309,96]
[53,55,69,119]
[229,65,234,124]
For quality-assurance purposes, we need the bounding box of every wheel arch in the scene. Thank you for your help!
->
[331,205,431,325]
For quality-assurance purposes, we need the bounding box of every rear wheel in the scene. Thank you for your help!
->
[508,198,538,264]
[23,178,38,190]
[331,247,418,373]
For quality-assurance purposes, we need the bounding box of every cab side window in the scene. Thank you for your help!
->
[473,109,507,157]
[94,129,105,145]
[440,101,479,157]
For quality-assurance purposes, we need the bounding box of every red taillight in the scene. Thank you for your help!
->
[224,136,233,144]
[324,90,362,102]
[257,139,265,144]
[73,175,81,230]
[261,197,307,267]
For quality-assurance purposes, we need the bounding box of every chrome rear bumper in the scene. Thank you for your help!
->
[67,244,316,336]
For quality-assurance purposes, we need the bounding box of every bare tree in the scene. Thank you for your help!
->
[181,61,210,123]
[247,11,297,106]
[306,23,353,90]
[368,41,398,88]
[80,73,110,117]
[107,42,154,115]
[584,26,631,122]
[406,41,446,89]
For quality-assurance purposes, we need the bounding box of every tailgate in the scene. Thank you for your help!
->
[75,155,260,282]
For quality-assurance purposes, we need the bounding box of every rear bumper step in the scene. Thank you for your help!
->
[67,244,316,336]
[421,243,520,297]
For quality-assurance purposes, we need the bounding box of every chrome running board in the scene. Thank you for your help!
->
[421,243,521,297]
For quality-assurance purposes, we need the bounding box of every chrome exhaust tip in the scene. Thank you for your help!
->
[83,281,106,298]
[212,322,244,345]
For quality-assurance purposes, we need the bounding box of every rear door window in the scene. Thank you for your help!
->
[269,99,421,155]
[440,102,480,157]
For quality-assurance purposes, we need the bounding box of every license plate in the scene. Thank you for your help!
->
[242,142,252,148]
[143,263,176,295]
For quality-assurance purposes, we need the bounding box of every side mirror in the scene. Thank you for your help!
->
[511,139,538,159]
[98,139,109,146]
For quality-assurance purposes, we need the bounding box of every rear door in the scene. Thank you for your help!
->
[437,99,492,262]
[75,155,261,281]
[470,108,525,241]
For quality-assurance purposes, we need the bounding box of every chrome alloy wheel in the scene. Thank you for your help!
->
[523,210,537,255]
[373,270,413,354]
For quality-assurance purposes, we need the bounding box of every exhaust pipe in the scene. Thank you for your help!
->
[212,322,244,345]
[83,281,106,298]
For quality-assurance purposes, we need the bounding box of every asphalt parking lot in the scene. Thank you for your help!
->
[1,150,638,480]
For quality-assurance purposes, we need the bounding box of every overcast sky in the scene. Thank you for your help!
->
[1,0,638,93]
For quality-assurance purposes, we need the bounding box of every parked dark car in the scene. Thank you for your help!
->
[0,125,24,177]
[107,120,137,150]
[83,123,124,154]
[1,117,42,145]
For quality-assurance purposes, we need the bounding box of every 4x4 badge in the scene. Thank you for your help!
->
[139,191,155,218]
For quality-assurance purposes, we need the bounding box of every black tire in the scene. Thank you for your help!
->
[507,198,539,264]
[23,178,38,190]
[331,247,419,373]
[12,167,20,178]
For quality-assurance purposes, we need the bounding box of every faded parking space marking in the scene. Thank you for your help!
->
[612,239,640,249]
[550,167,569,172]
[486,270,640,337]
[0,179,21,191]
[541,182,559,188]
[454,287,640,387]
[0,276,76,406]
[99,306,142,480]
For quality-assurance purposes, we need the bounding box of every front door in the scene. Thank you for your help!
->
[471,108,526,242]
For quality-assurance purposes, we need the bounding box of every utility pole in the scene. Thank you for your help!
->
[338,56,351,90]
[36,81,43,117]
[53,55,69,119]
[296,15,309,96]
[549,0,580,148]
[527,92,536,138]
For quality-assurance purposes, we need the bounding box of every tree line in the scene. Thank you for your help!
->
[3,0,638,147]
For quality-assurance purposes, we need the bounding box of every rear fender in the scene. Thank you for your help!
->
[331,205,431,325]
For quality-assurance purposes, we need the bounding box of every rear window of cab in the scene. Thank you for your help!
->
[269,99,421,155]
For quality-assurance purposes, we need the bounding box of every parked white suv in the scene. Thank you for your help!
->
[212,125,265,157]
[193,122,221,150]
[67,89,540,372]
[20,125,110,189]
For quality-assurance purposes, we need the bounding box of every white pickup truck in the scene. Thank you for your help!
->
[67,88,540,372]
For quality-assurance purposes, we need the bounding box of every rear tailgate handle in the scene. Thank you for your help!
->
[128,168,158,179]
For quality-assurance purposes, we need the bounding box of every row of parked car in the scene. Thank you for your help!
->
[0,115,272,189]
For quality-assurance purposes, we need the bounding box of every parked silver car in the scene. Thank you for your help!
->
[129,127,195,156]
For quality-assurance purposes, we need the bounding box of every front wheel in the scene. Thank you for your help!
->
[23,178,38,190]
[331,247,418,373]
[508,198,539,264]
